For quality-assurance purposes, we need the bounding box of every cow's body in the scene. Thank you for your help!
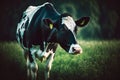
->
[17,2,59,50]
[16,2,90,80]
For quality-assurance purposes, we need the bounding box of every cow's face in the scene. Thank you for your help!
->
[55,13,90,54]
[44,13,89,54]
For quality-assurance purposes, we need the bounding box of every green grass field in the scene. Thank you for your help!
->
[0,40,120,80]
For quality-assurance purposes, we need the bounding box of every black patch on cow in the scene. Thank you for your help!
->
[56,27,77,52]
[28,50,34,62]
[23,18,29,47]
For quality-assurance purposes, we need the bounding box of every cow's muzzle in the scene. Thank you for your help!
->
[72,47,82,54]
[69,44,82,54]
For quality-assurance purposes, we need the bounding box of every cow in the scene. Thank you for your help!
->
[16,2,90,80]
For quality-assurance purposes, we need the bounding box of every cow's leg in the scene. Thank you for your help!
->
[26,55,30,80]
[25,49,38,80]
[45,50,55,80]
[24,50,31,80]
[29,61,38,80]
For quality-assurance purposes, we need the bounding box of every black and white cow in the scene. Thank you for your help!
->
[16,2,90,80]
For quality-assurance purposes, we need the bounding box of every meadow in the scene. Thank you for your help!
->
[0,40,120,80]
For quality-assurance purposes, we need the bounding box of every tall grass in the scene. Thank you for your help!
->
[0,40,120,80]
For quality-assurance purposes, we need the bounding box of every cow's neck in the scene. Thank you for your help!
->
[36,25,56,51]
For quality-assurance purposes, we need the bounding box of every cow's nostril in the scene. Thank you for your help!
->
[72,47,76,52]
[72,47,81,54]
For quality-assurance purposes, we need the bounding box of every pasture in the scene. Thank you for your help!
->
[0,40,120,80]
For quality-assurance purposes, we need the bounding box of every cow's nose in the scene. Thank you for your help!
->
[72,47,82,54]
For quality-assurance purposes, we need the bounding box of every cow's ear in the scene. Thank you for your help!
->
[75,17,90,27]
[43,19,54,29]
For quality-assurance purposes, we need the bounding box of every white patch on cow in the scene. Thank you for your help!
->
[29,43,53,62]
[68,44,82,54]
[16,6,38,45]
[24,6,38,24]
[36,49,42,57]
[62,16,76,32]
[16,17,27,40]
[30,47,39,60]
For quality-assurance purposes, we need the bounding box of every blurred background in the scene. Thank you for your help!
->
[0,0,119,41]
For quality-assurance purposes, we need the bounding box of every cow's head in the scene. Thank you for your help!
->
[44,13,90,54]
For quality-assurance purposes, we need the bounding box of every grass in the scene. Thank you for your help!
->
[0,40,120,80]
